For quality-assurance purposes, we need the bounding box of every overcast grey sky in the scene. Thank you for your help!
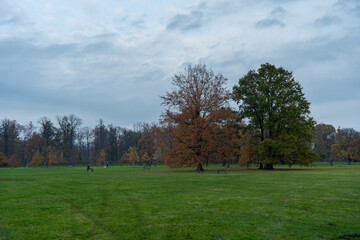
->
[1,0,359,130]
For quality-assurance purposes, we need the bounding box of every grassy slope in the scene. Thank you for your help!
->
[0,165,359,240]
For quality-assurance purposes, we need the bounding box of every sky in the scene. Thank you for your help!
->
[0,0,359,130]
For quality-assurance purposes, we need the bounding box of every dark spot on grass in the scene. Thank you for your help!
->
[337,234,360,239]
[328,223,336,226]
[0,178,34,182]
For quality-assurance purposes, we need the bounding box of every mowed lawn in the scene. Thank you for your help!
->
[1,164,360,240]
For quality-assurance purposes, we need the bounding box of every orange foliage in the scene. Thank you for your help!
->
[160,64,239,171]
[238,129,259,167]
[31,152,44,167]
[0,152,9,167]
[139,123,158,157]
[26,133,46,165]
[47,146,59,166]
[9,154,21,167]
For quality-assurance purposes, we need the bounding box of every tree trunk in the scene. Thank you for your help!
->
[260,127,264,141]
[196,163,204,172]
[259,162,263,169]
[264,164,274,170]
[226,160,230,168]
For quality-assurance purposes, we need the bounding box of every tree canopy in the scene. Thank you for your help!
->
[331,128,360,163]
[313,123,336,161]
[160,63,238,171]
[233,63,318,169]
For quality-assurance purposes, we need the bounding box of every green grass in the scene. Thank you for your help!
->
[1,164,360,240]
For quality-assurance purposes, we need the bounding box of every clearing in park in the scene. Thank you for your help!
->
[0,164,359,240]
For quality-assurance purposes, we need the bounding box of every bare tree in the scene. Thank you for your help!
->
[82,127,93,166]
[57,114,82,165]
[0,118,21,158]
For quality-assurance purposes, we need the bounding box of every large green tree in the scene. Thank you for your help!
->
[233,63,318,169]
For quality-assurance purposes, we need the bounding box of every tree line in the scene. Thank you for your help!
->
[313,124,360,163]
[1,63,359,169]
[0,116,160,167]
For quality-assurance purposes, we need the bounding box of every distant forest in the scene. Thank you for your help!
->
[0,115,358,168]
[0,116,159,167]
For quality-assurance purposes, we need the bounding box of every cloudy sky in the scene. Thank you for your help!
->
[1,0,359,130]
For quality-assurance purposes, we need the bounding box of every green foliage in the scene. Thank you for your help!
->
[38,117,57,146]
[233,63,318,167]
[258,135,318,167]
[313,124,336,161]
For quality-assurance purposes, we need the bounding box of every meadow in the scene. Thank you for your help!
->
[1,164,359,240]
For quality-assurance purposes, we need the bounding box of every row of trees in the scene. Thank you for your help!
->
[1,63,359,170]
[0,116,160,167]
[313,124,360,162]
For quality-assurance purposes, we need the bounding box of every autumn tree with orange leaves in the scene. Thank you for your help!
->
[139,123,158,158]
[237,123,259,168]
[160,63,239,172]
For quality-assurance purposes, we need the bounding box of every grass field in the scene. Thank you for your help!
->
[1,164,360,240]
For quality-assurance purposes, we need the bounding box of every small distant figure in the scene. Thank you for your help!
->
[330,161,333,166]
[87,165,90,172]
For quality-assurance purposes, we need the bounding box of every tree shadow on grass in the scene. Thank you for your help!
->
[336,233,360,239]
